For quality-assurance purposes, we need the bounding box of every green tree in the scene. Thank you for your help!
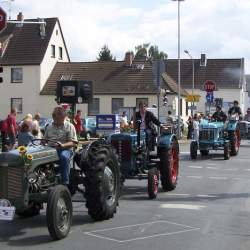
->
[134,43,168,60]
[97,45,116,61]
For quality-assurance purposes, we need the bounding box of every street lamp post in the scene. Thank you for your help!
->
[172,0,185,139]
[184,50,195,117]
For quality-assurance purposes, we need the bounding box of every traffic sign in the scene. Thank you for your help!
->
[204,80,216,92]
[186,94,200,102]
[0,8,7,33]
[206,92,214,103]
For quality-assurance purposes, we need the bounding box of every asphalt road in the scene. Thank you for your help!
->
[1,140,250,250]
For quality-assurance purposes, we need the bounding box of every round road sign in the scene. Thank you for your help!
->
[204,80,216,92]
[0,7,7,33]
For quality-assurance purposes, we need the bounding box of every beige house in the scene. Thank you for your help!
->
[41,52,189,120]
[0,14,70,120]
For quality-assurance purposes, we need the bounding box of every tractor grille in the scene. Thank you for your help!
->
[0,166,23,199]
[111,139,132,161]
[199,129,214,140]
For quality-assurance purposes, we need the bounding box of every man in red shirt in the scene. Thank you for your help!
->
[6,108,17,150]
[74,110,83,139]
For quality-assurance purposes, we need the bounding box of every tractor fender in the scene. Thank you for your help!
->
[157,133,178,150]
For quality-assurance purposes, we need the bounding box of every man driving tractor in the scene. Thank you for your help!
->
[134,102,162,151]
[44,107,78,185]
[212,105,227,122]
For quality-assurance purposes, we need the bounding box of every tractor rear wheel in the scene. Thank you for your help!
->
[147,167,159,199]
[229,129,240,156]
[83,143,120,221]
[159,138,179,191]
[190,141,198,159]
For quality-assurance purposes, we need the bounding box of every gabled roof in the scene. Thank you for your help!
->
[0,17,70,65]
[41,61,187,96]
[165,58,244,89]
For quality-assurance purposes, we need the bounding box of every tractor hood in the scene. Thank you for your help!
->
[199,120,224,129]
[0,145,59,167]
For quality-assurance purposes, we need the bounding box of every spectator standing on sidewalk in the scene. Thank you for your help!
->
[192,114,199,141]
[73,110,83,139]
[6,108,18,150]
[186,116,193,139]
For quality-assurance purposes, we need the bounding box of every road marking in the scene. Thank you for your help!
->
[166,193,190,196]
[209,176,228,180]
[206,163,217,166]
[187,166,203,169]
[160,204,206,210]
[224,168,237,171]
[206,166,219,170]
[186,175,203,179]
[232,177,244,181]
[244,169,250,171]
[84,220,200,243]
[196,194,217,198]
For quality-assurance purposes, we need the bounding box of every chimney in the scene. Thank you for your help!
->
[17,12,24,21]
[200,53,207,67]
[124,51,133,67]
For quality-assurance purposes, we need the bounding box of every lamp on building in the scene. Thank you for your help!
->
[184,50,195,116]
[171,0,185,138]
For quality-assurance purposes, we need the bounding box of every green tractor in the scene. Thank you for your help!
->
[0,139,120,240]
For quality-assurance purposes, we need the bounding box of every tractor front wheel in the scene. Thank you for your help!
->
[147,168,159,199]
[46,185,73,240]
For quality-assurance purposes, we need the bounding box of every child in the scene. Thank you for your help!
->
[18,121,34,146]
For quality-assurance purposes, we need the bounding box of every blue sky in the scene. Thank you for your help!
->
[2,0,250,72]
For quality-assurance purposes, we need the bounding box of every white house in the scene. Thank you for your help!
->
[166,56,247,115]
[0,13,70,120]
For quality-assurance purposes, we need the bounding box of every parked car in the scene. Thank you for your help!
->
[81,117,96,140]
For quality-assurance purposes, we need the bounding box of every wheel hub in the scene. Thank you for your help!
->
[57,198,69,231]
[103,165,116,206]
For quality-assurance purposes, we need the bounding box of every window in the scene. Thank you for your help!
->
[88,98,99,116]
[11,98,22,114]
[136,98,148,108]
[112,98,124,114]
[11,68,23,83]
[51,45,55,58]
[180,98,183,116]
[186,101,189,116]
[59,47,63,60]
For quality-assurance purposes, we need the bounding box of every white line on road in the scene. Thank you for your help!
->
[166,193,190,196]
[186,175,203,179]
[187,166,203,169]
[244,169,250,171]
[224,168,238,171]
[84,220,200,243]
[206,166,219,170]
[196,194,217,198]
[209,176,228,180]
[160,204,206,210]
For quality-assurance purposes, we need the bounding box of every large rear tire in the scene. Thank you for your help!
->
[229,129,240,156]
[82,143,120,221]
[190,141,198,159]
[159,138,179,191]
[46,185,72,240]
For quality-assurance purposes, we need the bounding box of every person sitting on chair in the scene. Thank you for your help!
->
[212,105,227,122]
[44,107,78,185]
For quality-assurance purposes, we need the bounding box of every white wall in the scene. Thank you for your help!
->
[40,21,69,90]
[0,65,40,120]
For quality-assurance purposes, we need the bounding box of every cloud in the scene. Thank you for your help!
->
[6,0,250,72]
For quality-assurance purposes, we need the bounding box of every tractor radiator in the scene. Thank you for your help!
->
[111,139,132,161]
[199,129,214,140]
[0,166,23,199]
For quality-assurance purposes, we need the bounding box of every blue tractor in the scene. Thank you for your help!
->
[190,115,241,160]
[109,124,179,199]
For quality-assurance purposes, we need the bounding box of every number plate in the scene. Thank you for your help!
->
[0,204,15,221]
